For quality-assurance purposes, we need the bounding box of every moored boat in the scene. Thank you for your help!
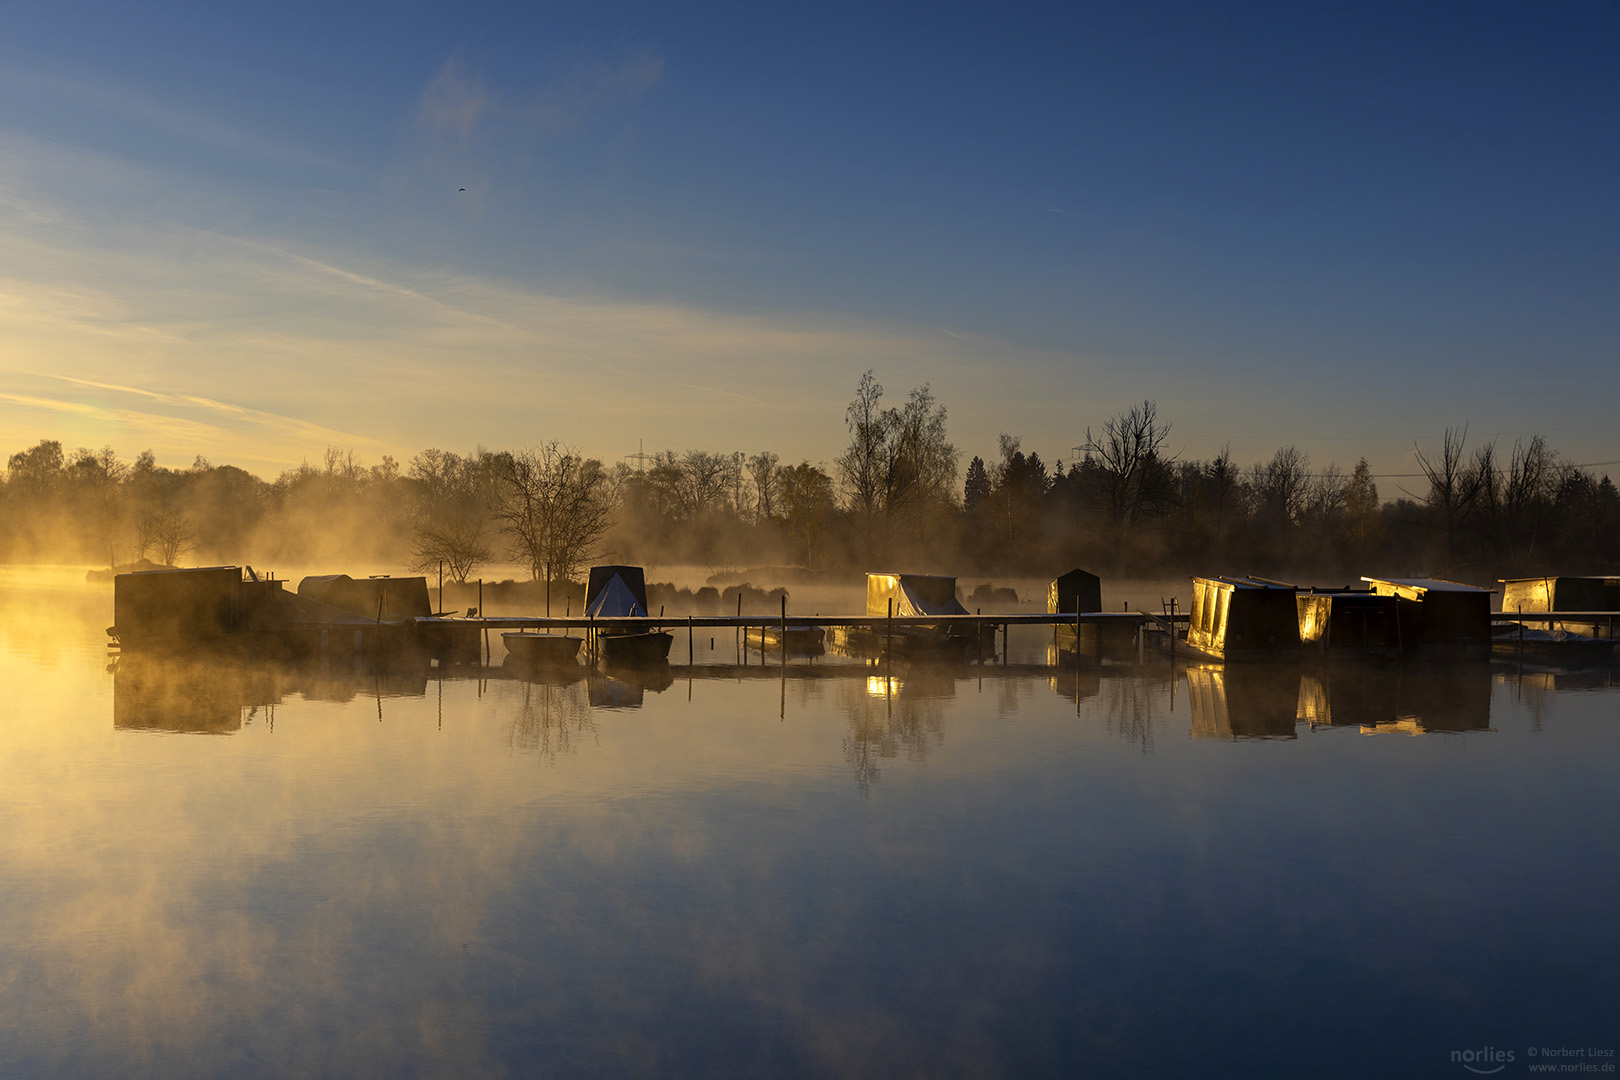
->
[585,565,674,665]
[502,631,584,667]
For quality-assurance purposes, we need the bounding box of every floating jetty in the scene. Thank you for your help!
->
[109,566,479,664]
[107,564,1150,669]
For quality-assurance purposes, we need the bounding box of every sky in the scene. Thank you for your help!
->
[0,0,1616,483]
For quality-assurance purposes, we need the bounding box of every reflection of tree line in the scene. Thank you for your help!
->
[508,679,597,760]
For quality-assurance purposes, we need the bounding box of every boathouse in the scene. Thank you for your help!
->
[1047,568,1102,616]
[1499,576,1620,638]
[1295,588,1402,659]
[1360,577,1492,660]
[1186,576,1301,660]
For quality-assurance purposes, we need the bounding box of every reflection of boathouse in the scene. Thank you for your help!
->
[112,654,432,733]
[1296,666,1492,734]
[1185,665,1300,739]
[1186,577,1301,661]
[1361,577,1492,661]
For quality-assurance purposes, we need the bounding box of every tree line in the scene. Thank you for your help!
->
[2,375,1616,585]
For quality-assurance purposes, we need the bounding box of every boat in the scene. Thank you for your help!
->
[584,565,674,664]
[501,631,584,667]
[600,629,674,664]
[839,573,996,661]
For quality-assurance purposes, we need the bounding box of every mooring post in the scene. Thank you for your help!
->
[1169,597,1176,666]
[887,597,894,661]
[976,607,983,664]
[780,594,787,668]
[1518,604,1524,658]
[1002,619,1008,664]
[1075,605,1081,670]
[689,615,694,666]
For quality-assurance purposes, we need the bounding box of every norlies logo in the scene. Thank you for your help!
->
[1453,1047,1516,1074]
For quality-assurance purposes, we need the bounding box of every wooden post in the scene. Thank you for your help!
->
[886,597,893,661]
[1002,619,1008,664]
[1075,605,1081,670]
[438,560,443,613]
[689,615,694,666]
[781,594,787,668]
[976,607,982,664]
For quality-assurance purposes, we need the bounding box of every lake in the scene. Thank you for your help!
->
[1,569,1615,1078]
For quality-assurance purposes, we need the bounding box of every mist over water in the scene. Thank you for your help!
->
[1,569,1616,1078]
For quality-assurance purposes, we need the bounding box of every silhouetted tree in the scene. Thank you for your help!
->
[496,443,613,614]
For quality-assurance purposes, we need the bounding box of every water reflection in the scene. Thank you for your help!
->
[508,678,596,759]
[840,662,954,796]
[4,581,1619,1079]
[1184,662,1497,738]
[111,653,433,732]
[1185,664,1302,739]
[1297,665,1493,734]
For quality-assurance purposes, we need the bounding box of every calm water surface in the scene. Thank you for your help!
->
[1,570,1616,1078]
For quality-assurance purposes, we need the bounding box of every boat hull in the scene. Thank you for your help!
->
[599,630,674,665]
[501,633,583,667]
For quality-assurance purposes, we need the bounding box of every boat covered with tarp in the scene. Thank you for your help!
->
[851,573,995,660]
[584,565,673,664]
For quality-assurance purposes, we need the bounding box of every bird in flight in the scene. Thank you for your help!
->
[459,188,465,192]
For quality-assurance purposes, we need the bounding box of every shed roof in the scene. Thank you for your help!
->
[1361,576,1490,594]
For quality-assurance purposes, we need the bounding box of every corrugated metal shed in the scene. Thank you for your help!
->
[1362,576,1491,660]
[1186,576,1301,659]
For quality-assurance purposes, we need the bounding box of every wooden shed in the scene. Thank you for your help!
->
[1185,577,1301,660]
[1361,577,1492,661]
[1047,569,1102,616]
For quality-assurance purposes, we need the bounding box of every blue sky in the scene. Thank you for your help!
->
[0,0,1615,481]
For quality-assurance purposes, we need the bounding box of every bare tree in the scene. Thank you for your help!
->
[495,443,613,614]
[136,501,195,566]
[406,449,495,584]
[67,446,130,567]
[1500,435,1556,566]
[1084,401,1176,548]
[748,451,780,522]
[835,371,958,559]
[1413,425,1483,571]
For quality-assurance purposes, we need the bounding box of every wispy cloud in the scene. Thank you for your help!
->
[0,69,343,171]
[416,54,487,140]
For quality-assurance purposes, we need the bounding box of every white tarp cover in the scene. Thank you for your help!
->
[585,573,645,617]
[893,580,969,619]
